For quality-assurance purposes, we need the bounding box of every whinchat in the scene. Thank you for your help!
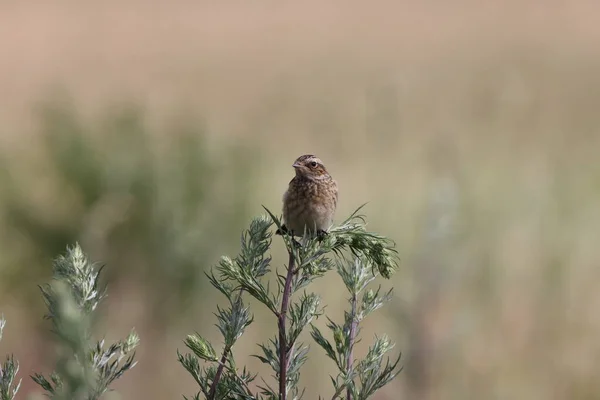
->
[277,154,338,240]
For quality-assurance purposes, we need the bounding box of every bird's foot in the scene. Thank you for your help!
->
[276,225,302,247]
[276,224,289,235]
[316,229,328,242]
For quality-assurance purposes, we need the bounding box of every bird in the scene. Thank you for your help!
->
[276,154,338,241]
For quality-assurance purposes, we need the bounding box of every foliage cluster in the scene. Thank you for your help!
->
[1,207,401,399]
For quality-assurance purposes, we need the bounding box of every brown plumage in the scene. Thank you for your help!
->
[278,155,338,239]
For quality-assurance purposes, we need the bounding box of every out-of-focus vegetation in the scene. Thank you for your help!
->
[0,316,21,400]
[32,244,139,400]
[1,1,600,399]
[0,98,257,314]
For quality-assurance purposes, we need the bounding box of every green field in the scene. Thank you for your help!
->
[1,2,600,399]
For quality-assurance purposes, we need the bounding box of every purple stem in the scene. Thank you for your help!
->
[278,250,296,400]
[346,292,358,400]
[208,347,230,400]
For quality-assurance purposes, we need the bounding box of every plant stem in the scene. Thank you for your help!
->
[208,346,230,400]
[345,292,358,400]
[278,250,296,400]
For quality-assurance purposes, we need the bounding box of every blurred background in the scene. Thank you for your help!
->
[1,1,600,399]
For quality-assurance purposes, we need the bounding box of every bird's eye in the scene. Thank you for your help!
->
[310,161,318,167]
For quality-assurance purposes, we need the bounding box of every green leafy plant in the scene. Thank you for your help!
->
[0,316,21,400]
[179,206,402,400]
[31,244,139,400]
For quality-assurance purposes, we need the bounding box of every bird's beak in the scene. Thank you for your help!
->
[292,162,302,168]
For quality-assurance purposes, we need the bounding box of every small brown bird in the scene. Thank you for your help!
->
[277,154,338,239]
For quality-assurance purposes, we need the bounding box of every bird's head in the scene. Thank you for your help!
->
[292,154,330,180]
